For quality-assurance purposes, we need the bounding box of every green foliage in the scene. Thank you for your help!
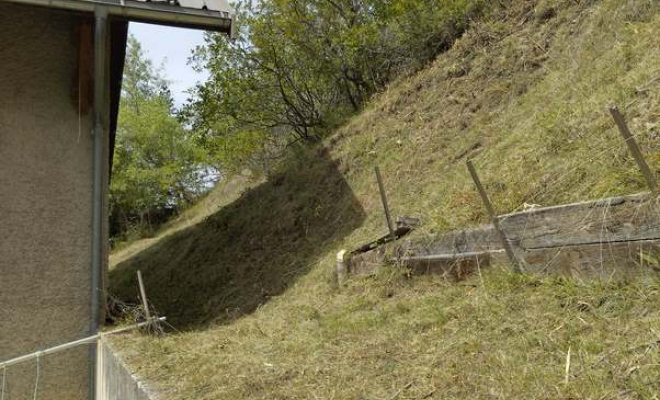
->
[110,36,209,241]
[109,0,660,397]
[188,0,485,172]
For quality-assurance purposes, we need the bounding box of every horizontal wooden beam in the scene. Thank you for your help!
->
[522,239,660,279]
[499,192,660,249]
[348,192,660,279]
[399,226,501,256]
[402,192,660,256]
[395,240,660,280]
[397,250,504,262]
[399,250,503,280]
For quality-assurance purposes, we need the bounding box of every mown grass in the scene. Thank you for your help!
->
[109,0,660,398]
[114,267,660,399]
[109,150,366,327]
[331,0,660,241]
[109,172,257,267]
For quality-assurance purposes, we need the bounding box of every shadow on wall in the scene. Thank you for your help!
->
[108,147,365,329]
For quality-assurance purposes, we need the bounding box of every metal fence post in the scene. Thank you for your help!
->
[375,166,396,241]
[609,105,658,194]
[466,160,523,273]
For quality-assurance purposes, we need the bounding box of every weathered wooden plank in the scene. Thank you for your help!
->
[397,192,660,256]
[400,240,660,280]
[499,192,660,249]
[348,192,660,280]
[348,226,501,276]
[522,239,660,279]
[350,250,502,280]
[401,251,500,280]
[351,238,660,280]
[400,250,503,261]
[397,226,500,256]
[349,248,387,275]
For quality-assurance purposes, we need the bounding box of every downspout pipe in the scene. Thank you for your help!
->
[91,7,108,400]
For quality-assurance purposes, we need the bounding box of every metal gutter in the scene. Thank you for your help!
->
[90,8,108,400]
[0,0,233,34]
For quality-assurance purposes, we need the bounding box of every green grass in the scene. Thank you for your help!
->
[110,150,366,327]
[109,171,258,268]
[331,0,660,242]
[113,268,660,399]
[109,0,660,398]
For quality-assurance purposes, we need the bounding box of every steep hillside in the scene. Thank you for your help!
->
[111,151,364,327]
[109,0,660,398]
[110,172,258,268]
[330,0,660,239]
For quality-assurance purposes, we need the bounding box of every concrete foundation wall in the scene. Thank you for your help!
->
[97,340,153,400]
[0,4,103,399]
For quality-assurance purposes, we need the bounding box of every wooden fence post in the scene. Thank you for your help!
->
[336,250,348,287]
[136,270,151,321]
[375,166,396,241]
[466,160,523,273]
[609,105,658,194]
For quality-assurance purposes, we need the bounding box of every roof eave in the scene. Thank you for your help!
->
[0,0,234,34]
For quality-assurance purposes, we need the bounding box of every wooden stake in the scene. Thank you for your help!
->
[375,166,396,241]
[609,105,658,193]
[336,250,348,287]
[136,270,151,321]
[466,160,523,273]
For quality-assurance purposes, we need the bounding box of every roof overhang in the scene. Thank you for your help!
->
[2,0,234,175]
[0,0,234,35]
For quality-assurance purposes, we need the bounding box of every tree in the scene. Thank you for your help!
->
[188,0,485,172]
[110,36,208,239]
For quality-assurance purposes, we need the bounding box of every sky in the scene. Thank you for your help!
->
[129,22,209,107]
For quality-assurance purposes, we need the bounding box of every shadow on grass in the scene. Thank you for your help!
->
[108,147,366,329]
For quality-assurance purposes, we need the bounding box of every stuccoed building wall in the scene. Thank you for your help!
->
[0,3,106,399]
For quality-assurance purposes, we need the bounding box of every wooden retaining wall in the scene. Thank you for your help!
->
[349,192,660,280]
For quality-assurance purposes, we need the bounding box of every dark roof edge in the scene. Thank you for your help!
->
[0,0,234,34]
[109,19,129,180]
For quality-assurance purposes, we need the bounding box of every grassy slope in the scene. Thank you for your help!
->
[109,0,660,398]
[109,172,257,267]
